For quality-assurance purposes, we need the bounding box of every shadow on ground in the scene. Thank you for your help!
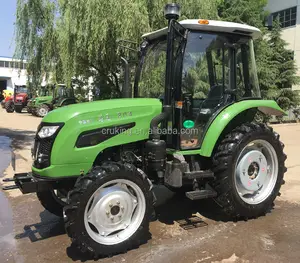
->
[15,210,65,242]
[0,128,35,150]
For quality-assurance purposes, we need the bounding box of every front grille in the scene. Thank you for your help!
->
[33,137,54,169]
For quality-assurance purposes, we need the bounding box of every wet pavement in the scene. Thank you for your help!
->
[1,110,300,262]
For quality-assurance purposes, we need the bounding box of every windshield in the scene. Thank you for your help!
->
[138,40,167,98]
[182,31,260,100]
[136,31,260,101]
[39,87,51,96]
[16,86,27,94]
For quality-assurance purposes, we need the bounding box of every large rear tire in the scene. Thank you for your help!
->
[36,104,50,117]
[212,122,287,219]
[5,100,14,113]
[37,189,67,217]
[64,162,153,258]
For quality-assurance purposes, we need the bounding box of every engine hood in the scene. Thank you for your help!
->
[35,96,53,103]
[43,98,163,123]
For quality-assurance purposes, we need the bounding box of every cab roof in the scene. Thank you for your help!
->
[142,19,261,41]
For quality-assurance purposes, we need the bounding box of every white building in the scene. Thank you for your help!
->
[266,0,300,90]
[0,56,28,95]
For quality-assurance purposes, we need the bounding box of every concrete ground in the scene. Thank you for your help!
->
[1,107,300,263]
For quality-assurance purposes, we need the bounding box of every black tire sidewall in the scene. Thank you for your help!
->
[222,128,284,216]
[71,168,152,254]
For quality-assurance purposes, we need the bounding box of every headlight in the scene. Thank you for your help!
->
[38,126,60,138]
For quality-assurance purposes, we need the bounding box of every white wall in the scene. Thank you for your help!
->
[0,67,27,91]
[266,0,300,90]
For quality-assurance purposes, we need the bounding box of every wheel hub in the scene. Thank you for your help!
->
[87,185,137,237]
[236,150,268,192]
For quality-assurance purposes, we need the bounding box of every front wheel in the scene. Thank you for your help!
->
[36,104,50,117]
[37,189,68,217]
[5,100,14,113]
[212,122,287,219]
[64,162,153,258]
[15,105,23,113]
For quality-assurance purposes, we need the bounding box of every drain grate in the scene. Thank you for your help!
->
[177,215,208,230]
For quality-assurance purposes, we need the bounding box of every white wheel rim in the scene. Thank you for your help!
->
[39,108,48,116]
[84,179,146,245]
[234,139,278,205]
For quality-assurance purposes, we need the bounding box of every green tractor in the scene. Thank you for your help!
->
[27,85,53,114]
[32,84,76,117]
[3,3,287,258]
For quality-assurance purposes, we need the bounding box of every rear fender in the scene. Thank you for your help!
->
[199,100,286,157]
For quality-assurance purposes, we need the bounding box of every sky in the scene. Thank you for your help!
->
[0,0,17,57]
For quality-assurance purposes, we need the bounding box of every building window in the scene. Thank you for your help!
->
[4,61,9,68]
[272,7,297,28]
[0,61,4,67]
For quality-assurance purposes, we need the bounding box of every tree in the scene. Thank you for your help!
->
[218,0,300,112]
[14,0,223,97]
[266,19,300,110]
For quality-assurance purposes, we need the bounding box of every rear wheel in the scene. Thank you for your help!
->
[64,162,153,257]
[5,100,14,113]
[36,104,50,117]
[14,105,23,113]
[37,189,68,217]
[212,122,287,219]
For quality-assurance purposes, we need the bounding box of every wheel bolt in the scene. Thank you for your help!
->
[101,232,105,236]
[118,215,122,218]
[121,206,124,211]
[106,210,110,215]
[110,217,114,221]
[133,199,137,204]
[109,203,113,208]
[117,201,120,205]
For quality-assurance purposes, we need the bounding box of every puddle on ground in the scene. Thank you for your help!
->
[0,135,12,177]
[0,136,20,262]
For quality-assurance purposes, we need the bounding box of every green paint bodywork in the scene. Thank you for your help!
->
[32,98,285,178]
[32,98,162,178]
[32,95,53,108]
[175,100,285,157]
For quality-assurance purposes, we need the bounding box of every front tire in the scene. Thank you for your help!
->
[37,189,67,217]
[212,122,287,219]
[5,100,14,113]
[15,105,23,113]
[64,162,153,258]
[36,104,49,117]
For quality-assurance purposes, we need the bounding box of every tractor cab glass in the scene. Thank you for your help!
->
[15,85,28,94]
[138,40,167,98]
[180,31,260,150]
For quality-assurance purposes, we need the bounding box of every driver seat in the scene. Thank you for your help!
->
[195,85,225,123]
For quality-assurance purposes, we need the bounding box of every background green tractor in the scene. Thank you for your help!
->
[3,3,287,258]
[33,84,76,117]
[28,85,53,114]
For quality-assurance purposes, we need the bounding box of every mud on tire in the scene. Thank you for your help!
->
[211,122,287,219]
[64,162,153,258]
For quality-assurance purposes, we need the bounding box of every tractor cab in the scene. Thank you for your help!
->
[136,17,262,150]
[52,84,76,108]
